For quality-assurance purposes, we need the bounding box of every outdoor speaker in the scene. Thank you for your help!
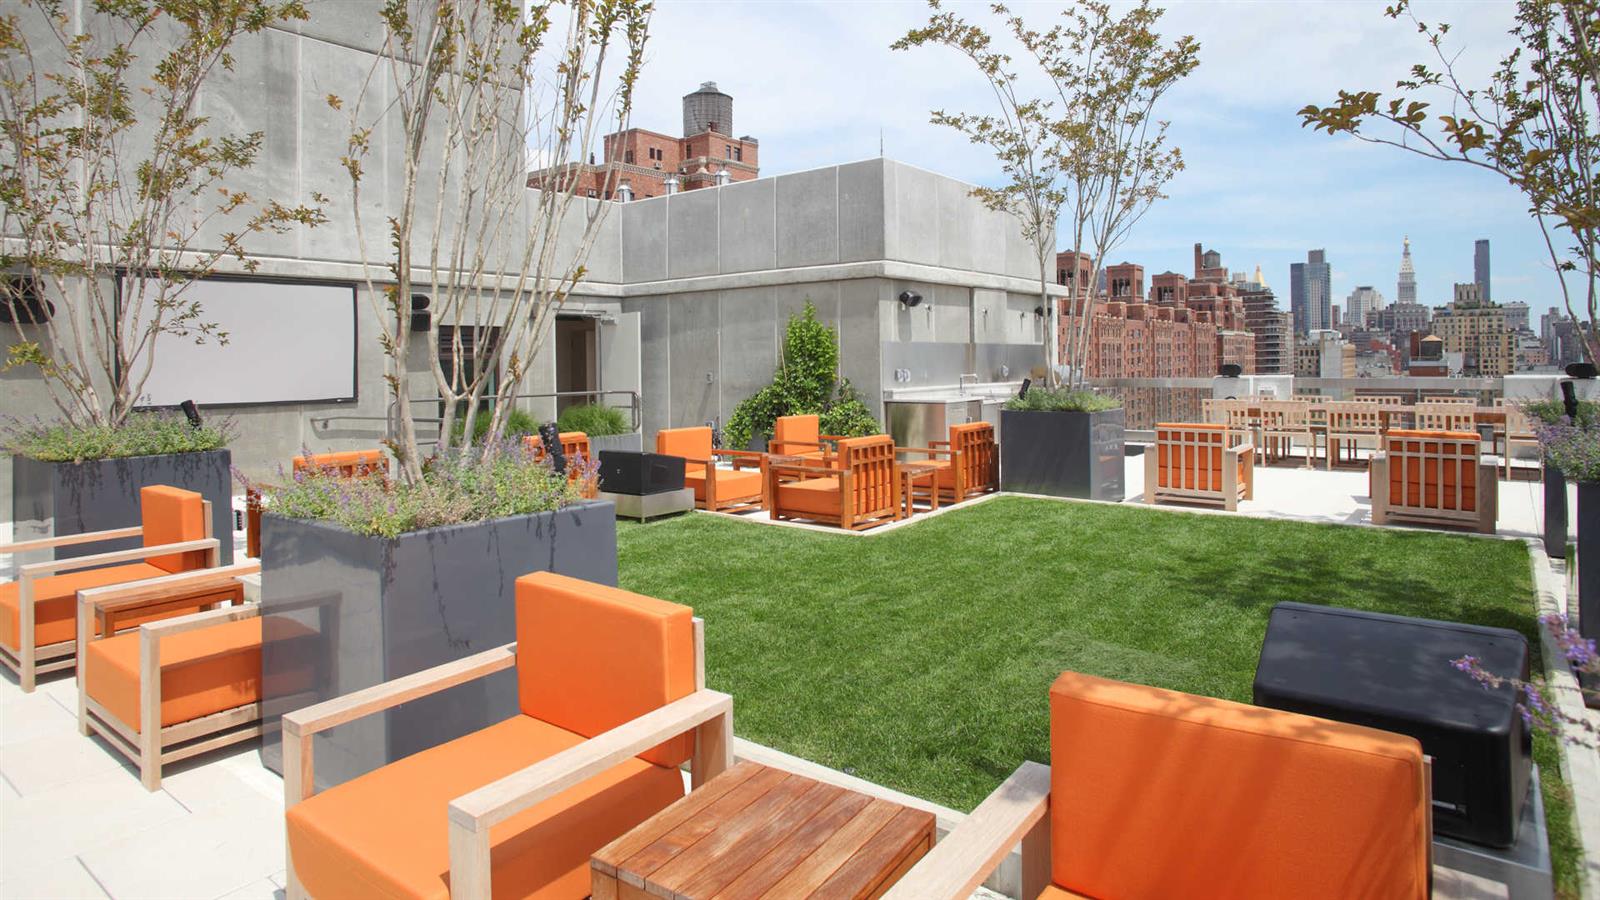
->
[898,290,923,308]
[179,400,203,429]
[1253,602,1531,848]
[1219,363,1243,377]
[410,294,430,332]
[598,450,684,496]
[1566,362,1596,379]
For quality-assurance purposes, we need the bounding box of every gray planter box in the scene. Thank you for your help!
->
[1000,408,1125,502]
[11,450,234,565]
[258,500,618,789]
[590,432,643,455]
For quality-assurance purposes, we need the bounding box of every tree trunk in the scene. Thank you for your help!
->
[1040,257,1055,388]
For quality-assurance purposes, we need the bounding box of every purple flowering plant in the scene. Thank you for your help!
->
[1454,613,1598,746]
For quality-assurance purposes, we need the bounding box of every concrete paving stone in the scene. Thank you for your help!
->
[0,858,109,900]
[1,768,188,876]
[0,727,132,796]
[159,743,283,813]
[216,877,283,900]
[0,685,78,746]
[80,790,284,900]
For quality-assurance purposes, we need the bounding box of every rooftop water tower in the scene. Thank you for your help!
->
[683,81,733,136]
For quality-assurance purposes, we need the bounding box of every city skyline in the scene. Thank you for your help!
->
[622,1,1567,323]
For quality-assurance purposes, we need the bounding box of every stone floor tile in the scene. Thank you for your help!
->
[0,858,109,900]
[1,768,188,875]
[0,728,131,796]
[80,790,283,900]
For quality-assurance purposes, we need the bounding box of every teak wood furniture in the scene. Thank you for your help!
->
[76,560,276,789]
[592,760,936,900]
[770,414,839,462]
[883,670,1435,900]
[282,571,734,900]
[246,449,389,558]
[900,422,1000,505]
[897,462,942,520]
[528,431,599,497]
[0,485,225,692]
[1144,423,1254,511]
[1324,401,1384,469]
[1258,400,1315,468]
[1370,430,1498,533]
[656,426,769,512]
[769,435,902,531]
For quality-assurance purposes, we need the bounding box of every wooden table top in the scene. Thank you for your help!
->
[897,462,942,475]
[592,761,936,900]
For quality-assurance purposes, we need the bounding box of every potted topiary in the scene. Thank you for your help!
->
[1000,387,1125,501]
[8,413,237,564]
[249,441,611,788]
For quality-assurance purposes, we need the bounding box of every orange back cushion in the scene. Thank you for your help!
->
[1154,423,1226,492]
[139,485,209,574]
[774,415,820,448]
[656,427,712,476]
[1385,430,1480,511]
[292,449,386,478]
[1048,670,1428,900]
[516,572,696,768]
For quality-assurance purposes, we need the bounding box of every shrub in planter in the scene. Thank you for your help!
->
[556,402,629,437]
[7,412,236,563]
[724,301,881,451]
[251,441,615,787]
[1000,388,1126,501]
[447,408,539,447]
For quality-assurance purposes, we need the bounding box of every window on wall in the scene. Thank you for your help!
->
[623,150,634,164]
[734,147,742,162]
[725,144,732,158]
[437,325,504,419]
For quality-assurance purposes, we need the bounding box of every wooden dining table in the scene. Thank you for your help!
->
[1227,403,1510,467]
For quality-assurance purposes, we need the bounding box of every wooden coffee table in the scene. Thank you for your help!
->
[897,463,940,520]
[592,761,935,899]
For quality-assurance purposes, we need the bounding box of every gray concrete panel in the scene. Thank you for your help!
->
[971,199,1011,276]
[296,38,388,265]
[667,190,720,279]
[775,282,840,340]
[717,180,777,274]
[935,284,973,343]
[886,163,941,267]
[837,160,888,264]
[1007,219,1045,281]
[621,200,668,283]
[776,167,839,269]
[935,176,977,273]
[668,293,719,429]
[838,279,884,419]
[294,1,386,50]
[629,298,672,443]
[715,288,777,426]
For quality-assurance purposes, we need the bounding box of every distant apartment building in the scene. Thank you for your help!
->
[1397,236,1417,305]
[1295,329,1356,378]
[1517,332,1551,370]
[1545,312,1589,368]
[1434,290,1515,375]
[1368,301,1432,354]
[528,81,759,199]
[1502,300,1530,332]
[1475,238,1491,302]
[1345,285,1386,331]
[1290,249,1332,335]
[1238,277,1291,375]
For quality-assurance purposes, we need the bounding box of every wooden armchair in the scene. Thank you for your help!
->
[769,434,901,531]
[1414,401,1478,433]
[656,426,768,512]
[1371,430,1497,533]
[0,485,224,692]
[282,571,733,900]
[247,450,389,558]
[1144,423,1254,511]
[526,431,598,498]
[901,422,999,504]
[1259,400,1314,467]
[884,670,1433,900]
[770,414,840,461]
[74,560,293,789]
[1324,401,1383,469]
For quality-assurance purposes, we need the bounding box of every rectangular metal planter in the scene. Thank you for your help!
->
[11,450,234,565]
[589,433,644,455]
[258,500,618,790]
[999,408,1125,502]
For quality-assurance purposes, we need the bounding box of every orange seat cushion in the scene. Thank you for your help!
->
[292,449,386,473]
[516,571,696,768]
[84,615,296,732]
[286,714,683,900]
[775,475,842,516]
[683,467,762,503]
[1037,887,1093,900]
[139,485,209,574]
[0,563,169,651]
[1049,670,1428,900]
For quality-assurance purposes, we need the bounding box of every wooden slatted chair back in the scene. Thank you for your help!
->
[950,422,997,493]
[1324,401,1381,434]
[1384,430,1482,513]
[1154,424,1235,494]
[1505,404,1536,438]
[291,450,388,479]
[1414,402,1476,432]
[1259,400,1311,430]
[838,435,898,520]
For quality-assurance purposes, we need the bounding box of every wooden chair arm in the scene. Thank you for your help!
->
[19,538,219,579]
[713,449,766,460]
[882,760,1052,900]
[138,600,259,640]
[819,434,848,443]
[1227,440,1254,455]
[895,446,952,459]
[770,439,827,452]
[283,642,517,740]
[0,525,144,556]
[77,561,261,617]
[928,440,951,448]
[769,462,845,477]
[445,690,734,899]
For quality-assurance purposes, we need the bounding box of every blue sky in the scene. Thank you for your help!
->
[627,0,1563,323]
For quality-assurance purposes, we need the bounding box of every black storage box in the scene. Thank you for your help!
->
[1252,602,1531,848]
[598,450,685,496]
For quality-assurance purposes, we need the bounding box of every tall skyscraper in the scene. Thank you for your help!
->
[1290,249,1331,335]
[1474,239,1491,302]
[1345,285,1386,329]
[1397,236,1417,305]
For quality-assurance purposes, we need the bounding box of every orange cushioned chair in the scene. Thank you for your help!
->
[769,434,900,531]
[75,559,312,789]
[0,485,225,692]
[1144,422,1254,511]
[899,422,999,504]
[884,670,1432,900]
[248,450,390,558]
[770,414,836,461]
[281,571,734,900]
[1370,429,1496,533]
[655,426,768,512]
[525,431,598,498]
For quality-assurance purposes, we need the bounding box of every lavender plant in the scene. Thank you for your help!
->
[6,411,233,462]
[1455,613,1597,747]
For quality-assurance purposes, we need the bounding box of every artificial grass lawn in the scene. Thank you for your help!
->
[617,495,1583,897]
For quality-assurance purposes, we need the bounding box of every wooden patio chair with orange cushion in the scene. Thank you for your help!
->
[770,414,840,461]
[248,449,390,558]
[0,485,226,692]
[655,426,768,512]
[74,559,322,789]
[884,670,1433,900]
[769,434,901,531]
[525,431,598,498]
[1370,429,1497,533]
[1144,423,1254,511]
[281,571,734,900]
[898,422,999,504]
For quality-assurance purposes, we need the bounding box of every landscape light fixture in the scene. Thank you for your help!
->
[179,400,203,429]
[1033,306,1045,318]
[898,290,922,308]
[1018,377,1031,398]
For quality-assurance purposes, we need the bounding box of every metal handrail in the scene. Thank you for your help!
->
[309,389,641,445]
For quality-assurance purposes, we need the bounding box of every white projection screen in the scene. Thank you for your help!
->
[126,276,357,406]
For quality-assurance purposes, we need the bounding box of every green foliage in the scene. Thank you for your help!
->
[724,302,882,450]
[258,442,581,539]
[1524,398,1600,429]
[449,408,538,446]
[1003,387,1121,413]
[5,411,232,462]
[557,403,630,437]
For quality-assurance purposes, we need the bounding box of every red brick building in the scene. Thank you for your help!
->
[528,82,759,200]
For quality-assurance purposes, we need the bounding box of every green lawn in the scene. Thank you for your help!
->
[617,496,1581,897]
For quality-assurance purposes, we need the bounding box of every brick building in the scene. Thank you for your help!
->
[528,82,759,200]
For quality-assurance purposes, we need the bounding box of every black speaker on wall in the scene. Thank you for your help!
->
[410,294,431,332]
[598,451,685,496]
[1219,363,1243,377]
